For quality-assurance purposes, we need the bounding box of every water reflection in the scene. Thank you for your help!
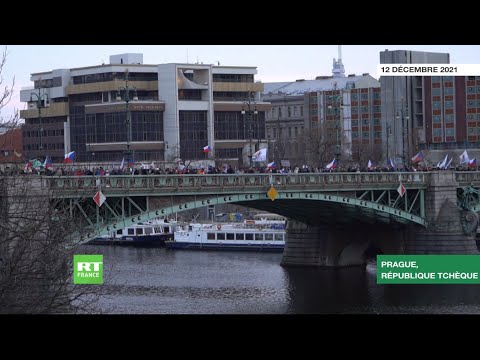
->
[84,246,480,314]
[284,266,370,314]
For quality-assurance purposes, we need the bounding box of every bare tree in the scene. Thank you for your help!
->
[297,122,347,168]
[0,48,108,313]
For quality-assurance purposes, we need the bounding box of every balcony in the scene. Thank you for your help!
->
[20,102,69,119]
[213,82,264,93]
[66,80,157,95]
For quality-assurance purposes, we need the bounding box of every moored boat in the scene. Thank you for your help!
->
[89,219,183,246]
[165,220,286,252]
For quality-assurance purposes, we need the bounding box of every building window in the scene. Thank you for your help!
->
[444,87,454,95]
[444,101,454,109]
[272,107,276,118]
[433,128,443,136]
[433,101,441,109]
[445,128,455,136]
[294,127,298,137]
[467,86,475,93]
[433,115,441,123]
[278,108,282,117]
[445,115,454,122]
[432,76,441,82]
[300,106,304,116]
[293,106,297,116]
[288,127,292,137]
[432,88,441,96]
[362,132,369,138]
[288,107,292,117]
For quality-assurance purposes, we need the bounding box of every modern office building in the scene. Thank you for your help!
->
[262,73,381,166]
[421,75,480,156]
[380,49,450,165]
[20,53,269,168]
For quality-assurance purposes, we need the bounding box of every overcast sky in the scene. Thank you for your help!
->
[1,45,479,120]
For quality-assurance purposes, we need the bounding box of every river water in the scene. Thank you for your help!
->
[86,245,480,314]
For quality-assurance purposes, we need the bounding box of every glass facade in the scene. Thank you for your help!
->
[70,110,164,162]
[214,111,265,141]
[179,111,208,160]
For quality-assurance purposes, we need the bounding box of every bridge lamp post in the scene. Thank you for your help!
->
[396,97,409,168]
[241,91,258,168]
[30,88,49,159]
[386,124,392,165]
[116,70,138,167]
[328,87,342,165]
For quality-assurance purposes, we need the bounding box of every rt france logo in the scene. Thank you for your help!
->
[74,255,103,285]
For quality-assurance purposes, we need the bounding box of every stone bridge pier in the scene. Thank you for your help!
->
[281,220,406,267]
[281,171,479,268]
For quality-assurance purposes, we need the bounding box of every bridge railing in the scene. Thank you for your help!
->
[455,171,480,184]
[45,172,430,191]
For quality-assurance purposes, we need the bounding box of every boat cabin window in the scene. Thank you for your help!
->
[117,230,122,235]
[245,233,254,241]
[154,226,162,233]
[207,233,215,240]
[235,233,244,240]
[136,228,143,235]
[255,233,263,241]
[145,227,153,235]
[274,233,284,241]
[128,228,135,235]
[217,233,225,240]
[265,233,273,241]
[226,233,235,240]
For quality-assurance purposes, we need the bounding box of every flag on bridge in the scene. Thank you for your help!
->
[252,148,267,162]
[64,151,75,163]
[438,154,449,169]
[389,158,396,169]
[411,151,425,164]
[267,161,276,169]
[325,158,337,170]
[469,158,477,167]
[120,157,125,170]
[397,182,406,197]
[367,160,373,169]
[460,150,471,164]
[203,145,212,153]
[43,156,53,169]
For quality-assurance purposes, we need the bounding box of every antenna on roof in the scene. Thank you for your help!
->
[332,45,346,78]
[186,48,189,63]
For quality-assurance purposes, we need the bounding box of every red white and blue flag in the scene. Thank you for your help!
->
[43,155,53,169]
[64,151,75,163]
[469,158,477,167]
[267,161,276,168]
[203,145,212,153]
[325,158,337,170]
[411,151,425,164]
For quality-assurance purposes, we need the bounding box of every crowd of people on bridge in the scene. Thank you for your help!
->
[0,161,478,177]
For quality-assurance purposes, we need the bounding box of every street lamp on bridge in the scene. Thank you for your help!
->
[30,88,49,159]
[241,91,258,168]
[396,97,409,168]
[327,84,342,164]
[116,70,138,167]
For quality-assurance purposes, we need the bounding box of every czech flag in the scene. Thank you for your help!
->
[411,151,425,164]
[468,158,477,167]
[43,155,53,169]
[325,158,337,170]
[203,145,212,153]
[64,151,75,163]
[267,161,276,168]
